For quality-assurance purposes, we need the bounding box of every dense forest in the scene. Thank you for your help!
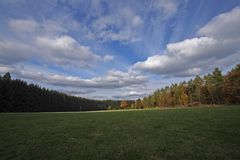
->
[0,73,133,112]
[0,64,239,112]
[133,64,240,109]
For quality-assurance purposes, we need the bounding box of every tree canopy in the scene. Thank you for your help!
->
[0,73,133,112]
[136,64,240,108]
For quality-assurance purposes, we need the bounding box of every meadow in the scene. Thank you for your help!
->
[0,106,240,160]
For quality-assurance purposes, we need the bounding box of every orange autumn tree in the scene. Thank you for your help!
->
[120,101,128,109]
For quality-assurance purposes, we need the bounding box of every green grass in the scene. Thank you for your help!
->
[0,106,240,160]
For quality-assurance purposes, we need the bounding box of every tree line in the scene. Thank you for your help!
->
[0,64,239,112]
[132,64,240,108]
[0,73,133,112]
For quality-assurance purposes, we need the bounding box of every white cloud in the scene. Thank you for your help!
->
[9,19,38,32]
[113,91,147,99]
[88,7,143,43]
[36,36,76,51]
[152,0,180,18]
[134,7,240,76]
[132,15,143,27]
[120,8,143,27]
[9,19,67,35]
[198,6,240,39]
[134,54,174,74]
[41,20,68,34]
[103,55,114,62]
[4,18,107,68]
[74,0,182,45]
[134,37,218,75]
[99,29,141,43]
[0,65,15,73]
[0,65,147,90]
[0,40,34,64]
[166,37,217,58]
[35,35,101,67]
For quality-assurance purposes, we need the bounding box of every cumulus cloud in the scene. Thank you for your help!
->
[198,7,240,39]
[36,35,101,67]
[103,55,114,62]
[0,40,34,64]
[0,65,147,89]
[134,37,219,75]
[36,36,77,51]
[2,18,109,68]
[134,7,240,77]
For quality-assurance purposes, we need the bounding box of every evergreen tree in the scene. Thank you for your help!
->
[193,75,204,103]
[0,72,132,112]
[135,99,143,109]
[3,72,11,81]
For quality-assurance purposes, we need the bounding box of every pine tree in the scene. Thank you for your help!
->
[3,72,11,81]
[193,75,204,103]
[213,68,224,104]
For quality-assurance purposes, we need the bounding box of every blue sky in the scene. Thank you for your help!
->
[0,0,240,99]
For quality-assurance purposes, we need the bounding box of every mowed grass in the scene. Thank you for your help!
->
[0,106,240,160]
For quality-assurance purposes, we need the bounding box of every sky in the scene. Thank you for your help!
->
[0,0,240,100]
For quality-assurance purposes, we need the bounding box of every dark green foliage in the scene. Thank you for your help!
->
[0,106,240,160]
[135,99,143,109]
[0,77,98,112]
[2,72,11,81]
[0,74,133,112]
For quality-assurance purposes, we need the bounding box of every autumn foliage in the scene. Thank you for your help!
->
[136,64,240,108]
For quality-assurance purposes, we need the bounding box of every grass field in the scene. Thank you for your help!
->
[0,106,240,160]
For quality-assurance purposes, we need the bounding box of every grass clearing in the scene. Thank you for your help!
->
[0,106,240,160]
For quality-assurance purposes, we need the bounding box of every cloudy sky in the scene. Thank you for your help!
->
[0,0,240,99]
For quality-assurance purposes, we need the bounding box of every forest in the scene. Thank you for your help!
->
[134,64,240,109]
[0,64,239,112]
[0,73,134,112]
